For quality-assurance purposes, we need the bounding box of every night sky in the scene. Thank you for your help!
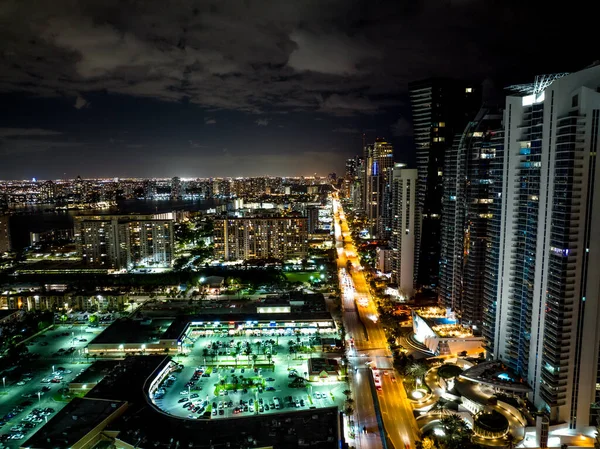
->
[0,0,597,179]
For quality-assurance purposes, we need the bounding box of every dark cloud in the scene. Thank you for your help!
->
[3,0,592,116]
[0,128,62,137]
[74,95,89,109]
[333,128,361,134]
[0,0,597,177]
[391,117,412,137]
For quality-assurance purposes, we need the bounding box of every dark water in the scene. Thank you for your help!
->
[8,199,222,249]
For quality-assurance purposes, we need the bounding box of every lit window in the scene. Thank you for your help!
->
[439,122,445,127]
[465,87,472,93]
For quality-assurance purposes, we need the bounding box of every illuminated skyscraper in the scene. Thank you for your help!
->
[409,79,480,288]
[364,139,394,238]
[0,214,10,254]
[391,164,417,298]
[438,107,503,327]
[492,66,600,428]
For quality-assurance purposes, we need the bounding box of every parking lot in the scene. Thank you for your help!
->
[155,333,346,420]
[0,325,98,447]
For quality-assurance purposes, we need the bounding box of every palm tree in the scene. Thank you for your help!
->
[344,406,354,416]
[232,347,240,368]
[266,353,273,368]
[408,362,428,386]
[252,354,258,369]
[506,433,515,449]
[342,389,352,398]
[244,346,253,363]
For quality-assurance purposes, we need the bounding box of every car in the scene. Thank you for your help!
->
[41,386,52,392]
[241,368,245,373]
[212,409,217,416]
[295,399,300,407]
[218,409,224,415]
[264,404,270,411]
[314,392,321,399]
[178,398,187,403]
[259,406,264,413]
[230,369,235,373]
[40,378,51,383]
[79,338,87,342]
[50,378,61,383]
[265,377,275,382]
[16,381,26,386]
[266,386,275,391]
[190,393,199,399]
[300,399,305,407]
[180,390,190,395]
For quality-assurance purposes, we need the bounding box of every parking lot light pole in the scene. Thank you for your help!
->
[37,391,41,403]
[2,377,5,391]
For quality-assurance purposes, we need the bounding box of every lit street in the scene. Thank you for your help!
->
[333,193,418,449]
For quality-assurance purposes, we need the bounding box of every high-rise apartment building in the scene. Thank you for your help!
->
[409,79,480,288]
[75,214,174,270]
[343,158,357,199]
[306,207,320,234]
[438,107,503,327]
[0,214,11,254]
[171,177,183,200]
[490,66,600,428]
[214,216,308,261]
[363,139,394,238]
[391,165,417,298]
[351,157,365,211]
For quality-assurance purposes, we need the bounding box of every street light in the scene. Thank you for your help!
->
[37,391,41,403]
[2,377,5,391]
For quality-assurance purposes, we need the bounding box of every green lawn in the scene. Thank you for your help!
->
[285,271,319,283]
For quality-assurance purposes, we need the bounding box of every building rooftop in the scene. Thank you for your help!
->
[87,355,170,402]
[21,397,127,449]
[308,357,340,374]
[89,318,173,345]
[70,360,120,385]
[162,311,335,341]
[85,355,340,448]
[113,405,340,449]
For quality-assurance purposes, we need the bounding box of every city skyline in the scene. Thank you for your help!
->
[1,0,598,179]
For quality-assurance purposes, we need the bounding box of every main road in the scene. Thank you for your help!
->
[333,193,419,449]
